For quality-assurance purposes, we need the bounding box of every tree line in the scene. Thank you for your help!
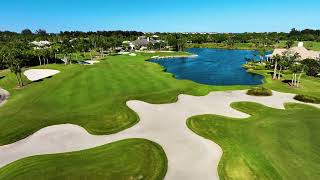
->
[1,28,320,87]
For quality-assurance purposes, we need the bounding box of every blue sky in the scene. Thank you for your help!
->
[1,0,319,33]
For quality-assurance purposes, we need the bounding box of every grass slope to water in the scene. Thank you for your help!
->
[188,102,320,180]
[0,53,247,145]
[0,139,167,180]
[250,70,320,97]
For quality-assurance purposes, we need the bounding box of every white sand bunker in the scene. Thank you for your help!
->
[84,60,100,65]
[24,69,60,81]
[0,90,319,179]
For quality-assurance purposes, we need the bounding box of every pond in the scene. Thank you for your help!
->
[149,48,267,86]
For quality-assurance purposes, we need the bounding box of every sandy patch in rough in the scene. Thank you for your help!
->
[0,90,319,179]
[0,88,9,107]
[84,60,100,65]
[24,69,60,81]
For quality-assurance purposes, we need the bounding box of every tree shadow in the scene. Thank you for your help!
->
[267,71,283,78]
[0,76,5,80]
[282,79,292,86]
[32,76,53,83]
[33,79,43,83]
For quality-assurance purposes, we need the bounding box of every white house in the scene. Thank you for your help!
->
[31,41,51,47]
[123,35,165,51]
[271,42,320,60]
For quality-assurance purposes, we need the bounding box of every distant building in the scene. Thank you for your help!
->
[124,36,165,50]
[271,42,320,60]
[31,41,51,47]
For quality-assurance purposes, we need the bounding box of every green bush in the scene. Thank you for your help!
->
[247,87,272,96]
[294,95,320,104]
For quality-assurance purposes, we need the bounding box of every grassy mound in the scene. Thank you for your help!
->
[294,94,320,104]
[0,139,167,180]
[187,102,320,180]
[247,87,272,96]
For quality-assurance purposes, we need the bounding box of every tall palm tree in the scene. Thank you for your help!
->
[290,63,300,87]
[272,54,281,79]
[286,40,294,48]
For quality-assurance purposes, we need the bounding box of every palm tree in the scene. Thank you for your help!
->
[297,64,306,88]
[272,54,281,79]
[258,49,267,63]
[285,40,294,48]
[277,56,286,80]
[0,43,25,86]
[33,48,43,66]
[290,63,300,87]
[277,51,291,80]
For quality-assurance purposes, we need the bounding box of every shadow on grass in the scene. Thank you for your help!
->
[267,71,283,78]
[282,79,292,86]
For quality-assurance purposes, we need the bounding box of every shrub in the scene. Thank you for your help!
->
[302,59,320,77]
[294,95,320,104]
[306,67,319,77]
[247,87,272,96]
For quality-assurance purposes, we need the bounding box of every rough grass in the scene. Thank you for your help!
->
[0,52,248,145]
[294,94,320,104]
[187,102,320,180]
[247,87,272,96]
[0,139,167,180]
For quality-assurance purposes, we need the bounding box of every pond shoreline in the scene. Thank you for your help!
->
[151,54,198,59]
[149,48,264,86]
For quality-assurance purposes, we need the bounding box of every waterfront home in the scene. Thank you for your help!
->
[123,36,165,51]
[271,42,320,60]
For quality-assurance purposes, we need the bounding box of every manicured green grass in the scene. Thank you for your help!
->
[303,41,320,51]
[188,102,320,180]
[1,50,320,179]
[0,52,247,145]
[0,139,167,180]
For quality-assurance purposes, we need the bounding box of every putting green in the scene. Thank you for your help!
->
[188,102,320,180]
[0,139,167,180]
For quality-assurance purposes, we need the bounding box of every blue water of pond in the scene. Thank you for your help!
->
[149,48,268,86]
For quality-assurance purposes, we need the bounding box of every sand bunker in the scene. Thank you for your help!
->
[84,60,100,65]
[24,69,60,81]
[0,90,319,179]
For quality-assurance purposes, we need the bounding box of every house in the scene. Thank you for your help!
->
[131,36,158,50]
[31,41,51,47]
[123,36,165,51]
[270,42,320,60]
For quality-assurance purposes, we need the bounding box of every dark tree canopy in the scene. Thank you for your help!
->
[21,29,33,35]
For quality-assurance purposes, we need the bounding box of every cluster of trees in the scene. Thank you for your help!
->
[0,29,148,86]
[1,28,320,87]
[270,52,319,88]
[154,28,320,49]
[289,28,320,42]
[0,41,29,86]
